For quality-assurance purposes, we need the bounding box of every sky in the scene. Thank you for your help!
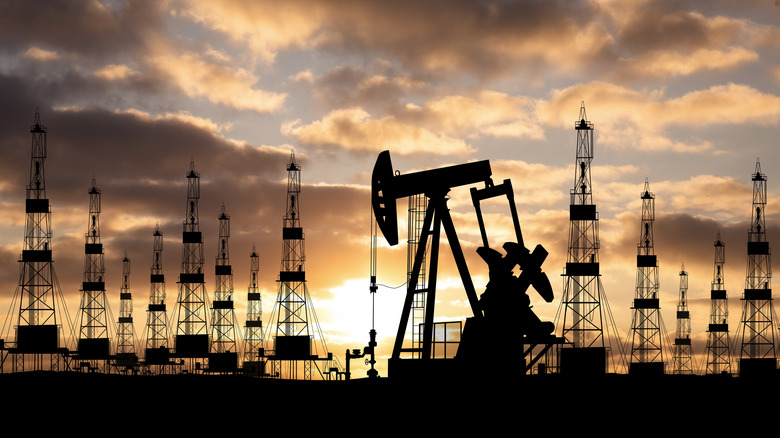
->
[0,0,779,377]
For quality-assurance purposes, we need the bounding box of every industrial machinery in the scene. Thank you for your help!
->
[371,150,559,378]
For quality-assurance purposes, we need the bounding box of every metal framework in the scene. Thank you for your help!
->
[174,160,209,363]
[11,109,69,371]
[144,224,170,369]
[243,245,264,364]
[404,193,428,358]
[115,252,138,372]
[210,204,238,356]
[705,232,731,375]
[559,102,612,373]
[267,152,335,379]
[738,159,776,374]
[629,180,665,373]
[672,264,693,374]
[77,178,111,366]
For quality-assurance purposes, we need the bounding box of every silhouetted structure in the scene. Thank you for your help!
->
[76,178,111,371]
[174,161,209,370]
[115,252,138,372]
[738,159,776,376]
[371,150,558,378]
[8,110,71,371]
[672,264,692,374]
[143,224,171,371]
[208,204,238,372]
[705,232,731,375]
[242,245,265,374]
[559,102,622,374]
[403,193,429,359]
[629,180,665,374]
[265,152,337,379]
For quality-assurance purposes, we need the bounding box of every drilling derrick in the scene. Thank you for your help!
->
[705,232,731,375]
[208,204,238,372]
[738,159,776,376]
[267,152,336,380]
[243,245,264,374]
[144,224,171,370]
[115,252,138,371]
[9,109,70,371]
[672,264,693,374]
[629,180,665,374]
[559,102,612,374]
[76,177,111,370]
[174,160,209,368]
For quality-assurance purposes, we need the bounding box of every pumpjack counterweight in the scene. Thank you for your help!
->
[738,159,776,376]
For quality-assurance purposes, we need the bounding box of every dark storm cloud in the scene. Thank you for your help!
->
[0,0,162,60]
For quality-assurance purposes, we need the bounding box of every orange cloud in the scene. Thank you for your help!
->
[24,47,59,61]
[538,81,780,153]
[281,107,473,155]
[150,52,287,113]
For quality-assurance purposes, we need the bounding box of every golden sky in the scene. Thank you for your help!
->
[0,0,779,376]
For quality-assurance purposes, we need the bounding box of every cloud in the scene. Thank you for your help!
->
[281,107,473,155]
[149,52,287,113]
[93,64,136,81]
[537,81,780,153]
[24,47,59,61]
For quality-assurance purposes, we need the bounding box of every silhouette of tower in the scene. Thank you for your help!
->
[76,177,111,369]
[629,180,665,374]
[174,160,209,368]
[267,152,335,379]
[10,109,70,371]
[559,102,613,374]
[404,193,428,358]
[115,252,138,371]
[738,159,776,376]
[208,204,238,372]
[243,245,264,373]
[705,232,731,375]
[144,224,171,370]
[672,263,693,374]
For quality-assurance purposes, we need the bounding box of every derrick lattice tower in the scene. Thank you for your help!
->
[243,245,264,369]
[267,152,336,379]
[738,159,776,375]
[174,160,209,366]
[404,193,428,358]
[559,102,614,373]
[628,180,665,374]
[144,224,171,370]
[705,232,731,375]
[672,264,693,374]
[77,177,111,367]
[209,204,239,371]
[11,109,69,371]
[116,252,138,369]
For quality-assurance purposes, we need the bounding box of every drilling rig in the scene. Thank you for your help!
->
[371,150,559,379]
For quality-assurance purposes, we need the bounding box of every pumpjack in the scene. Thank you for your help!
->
[371,150,560,378]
